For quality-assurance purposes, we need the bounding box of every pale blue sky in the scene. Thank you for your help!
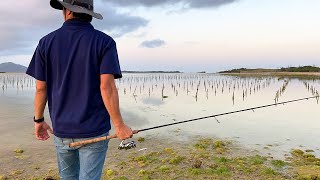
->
[0,0,319,72]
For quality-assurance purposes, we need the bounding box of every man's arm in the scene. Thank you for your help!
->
[35,80,47,119]
[100,74,133,140]
[34,80,53,141]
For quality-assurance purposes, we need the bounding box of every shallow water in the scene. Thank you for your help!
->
[0,73,319,158]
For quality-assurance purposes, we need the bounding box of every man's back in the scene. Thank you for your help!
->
[27,19,122,138]
[27,1,133,179]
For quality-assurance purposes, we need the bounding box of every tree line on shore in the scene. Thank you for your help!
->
[220,66,320,73]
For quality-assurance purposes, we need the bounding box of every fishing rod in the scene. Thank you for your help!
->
[69,95,319,149]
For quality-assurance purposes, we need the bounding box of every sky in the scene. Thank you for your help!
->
[0,0,319,72]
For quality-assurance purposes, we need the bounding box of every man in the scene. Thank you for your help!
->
[26,0,133,179]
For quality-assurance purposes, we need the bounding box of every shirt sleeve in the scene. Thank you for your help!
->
[100,40,122,79]
[26,43,46,81]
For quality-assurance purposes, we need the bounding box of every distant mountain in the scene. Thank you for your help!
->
[0,62,27,73]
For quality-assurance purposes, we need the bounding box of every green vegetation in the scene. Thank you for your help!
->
[261,167,277,176]
[289,148,320,179]
[11,170,24,176]
[138,169,148,176]
[164,148,173,154]
[213,140,225,148]
[105,169,116,176]
[5,139,320,179]
[219,68,276,73]
[14,155,29,160]
[248,155,267,165]
[280,66,320,72]
[138,137,145,143]
[14,149,24,154]
[159,165,170,173]
[0,175,8,180]
[292,149,305,157]
[306,149,315,153]
[98,138,320,179]
[271,160,287,168]
[13,148,29,160]
[114,176,128,180]
[169,156,185,165]
[194,139,229,154]
[194,141,209,150]
[187,165,231,177]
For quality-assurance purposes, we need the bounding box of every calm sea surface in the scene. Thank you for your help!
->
[0,73,319,158]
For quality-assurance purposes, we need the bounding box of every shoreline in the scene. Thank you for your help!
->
[2,72,320,76]
[219,72,320,80]
[220,72,320,76]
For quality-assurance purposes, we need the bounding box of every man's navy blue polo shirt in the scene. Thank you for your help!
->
[26,19,122,138]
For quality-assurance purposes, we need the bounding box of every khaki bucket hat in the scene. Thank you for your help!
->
[50,0,103,20]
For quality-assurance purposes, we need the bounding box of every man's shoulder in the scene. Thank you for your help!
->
[38,28,62,44]
[92,29,115,42]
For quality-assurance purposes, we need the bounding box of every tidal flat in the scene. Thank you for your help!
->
[0,73,319,179]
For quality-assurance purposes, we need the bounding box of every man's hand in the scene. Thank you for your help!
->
[115,123,133,140]
[35,122,53,141]
[100,74,134,140]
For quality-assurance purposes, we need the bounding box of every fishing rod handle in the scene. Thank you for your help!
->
[69,130,139,148]
[69,134,117,147]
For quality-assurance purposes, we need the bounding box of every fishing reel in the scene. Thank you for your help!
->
[118,140,137,150]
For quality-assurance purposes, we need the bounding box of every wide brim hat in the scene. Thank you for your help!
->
[50,0,103,20]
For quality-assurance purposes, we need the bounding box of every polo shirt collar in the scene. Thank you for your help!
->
[62,19,93,29]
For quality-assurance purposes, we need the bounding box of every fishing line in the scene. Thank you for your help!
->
[69,96,319,148]
[137,96,318,133]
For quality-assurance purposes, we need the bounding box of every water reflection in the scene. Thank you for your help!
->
[120,108,150,127]
[142,97,164,106]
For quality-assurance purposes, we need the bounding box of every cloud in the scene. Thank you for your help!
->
[140,39,166,48]
[0,0,148,55]
[94,8,148,38]
[185,0,237,8]
[0,1,60,55]
[105,0,237,9]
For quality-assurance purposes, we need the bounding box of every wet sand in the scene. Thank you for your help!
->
[1,131,320,179]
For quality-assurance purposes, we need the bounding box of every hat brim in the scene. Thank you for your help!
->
[50,0,103,20]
